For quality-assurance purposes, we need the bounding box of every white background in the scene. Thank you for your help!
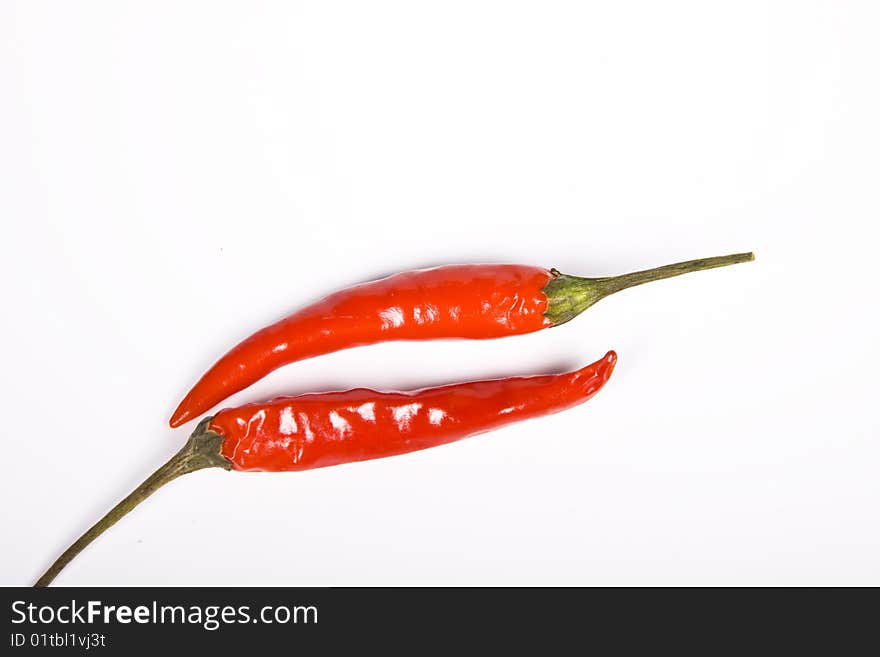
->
[2,1,878,586]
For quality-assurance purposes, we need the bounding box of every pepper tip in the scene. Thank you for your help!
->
[168,409,188,428]
[602,350,617,379]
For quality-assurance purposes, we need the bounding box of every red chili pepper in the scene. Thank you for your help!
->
[36,351,616,586]
[170,253,752,427]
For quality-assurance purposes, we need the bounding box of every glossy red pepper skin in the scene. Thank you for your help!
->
[172,265,552,427]
[210,350,617,472]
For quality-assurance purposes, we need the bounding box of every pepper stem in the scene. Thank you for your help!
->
[34,417,230,587]
[544,252,755,325]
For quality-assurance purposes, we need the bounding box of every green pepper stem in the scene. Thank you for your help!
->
[593,252,754,295]
[544,252,755,325]
[34,417,230,587]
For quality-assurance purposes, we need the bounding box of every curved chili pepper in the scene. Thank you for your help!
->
[36,351,616,586]
[170,253,752,427]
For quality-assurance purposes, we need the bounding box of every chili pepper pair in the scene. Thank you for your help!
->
[35,252,753,586]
